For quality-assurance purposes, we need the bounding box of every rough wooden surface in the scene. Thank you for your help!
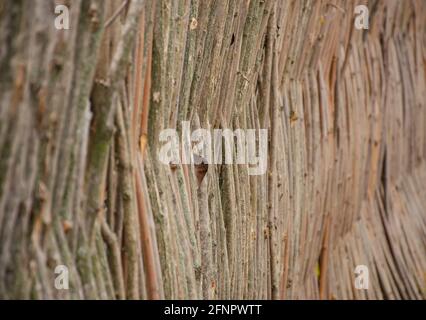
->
[0,0,425,299]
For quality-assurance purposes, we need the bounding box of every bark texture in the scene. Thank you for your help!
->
[0,0,425,299]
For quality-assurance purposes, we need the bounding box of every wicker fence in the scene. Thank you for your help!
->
[0,0,425,299]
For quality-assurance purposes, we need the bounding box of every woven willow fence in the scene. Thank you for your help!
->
[0,0,425,299]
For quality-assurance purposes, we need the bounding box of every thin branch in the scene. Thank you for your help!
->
[104,0,129,29]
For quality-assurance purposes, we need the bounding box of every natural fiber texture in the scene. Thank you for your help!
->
[0,0,425,299]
